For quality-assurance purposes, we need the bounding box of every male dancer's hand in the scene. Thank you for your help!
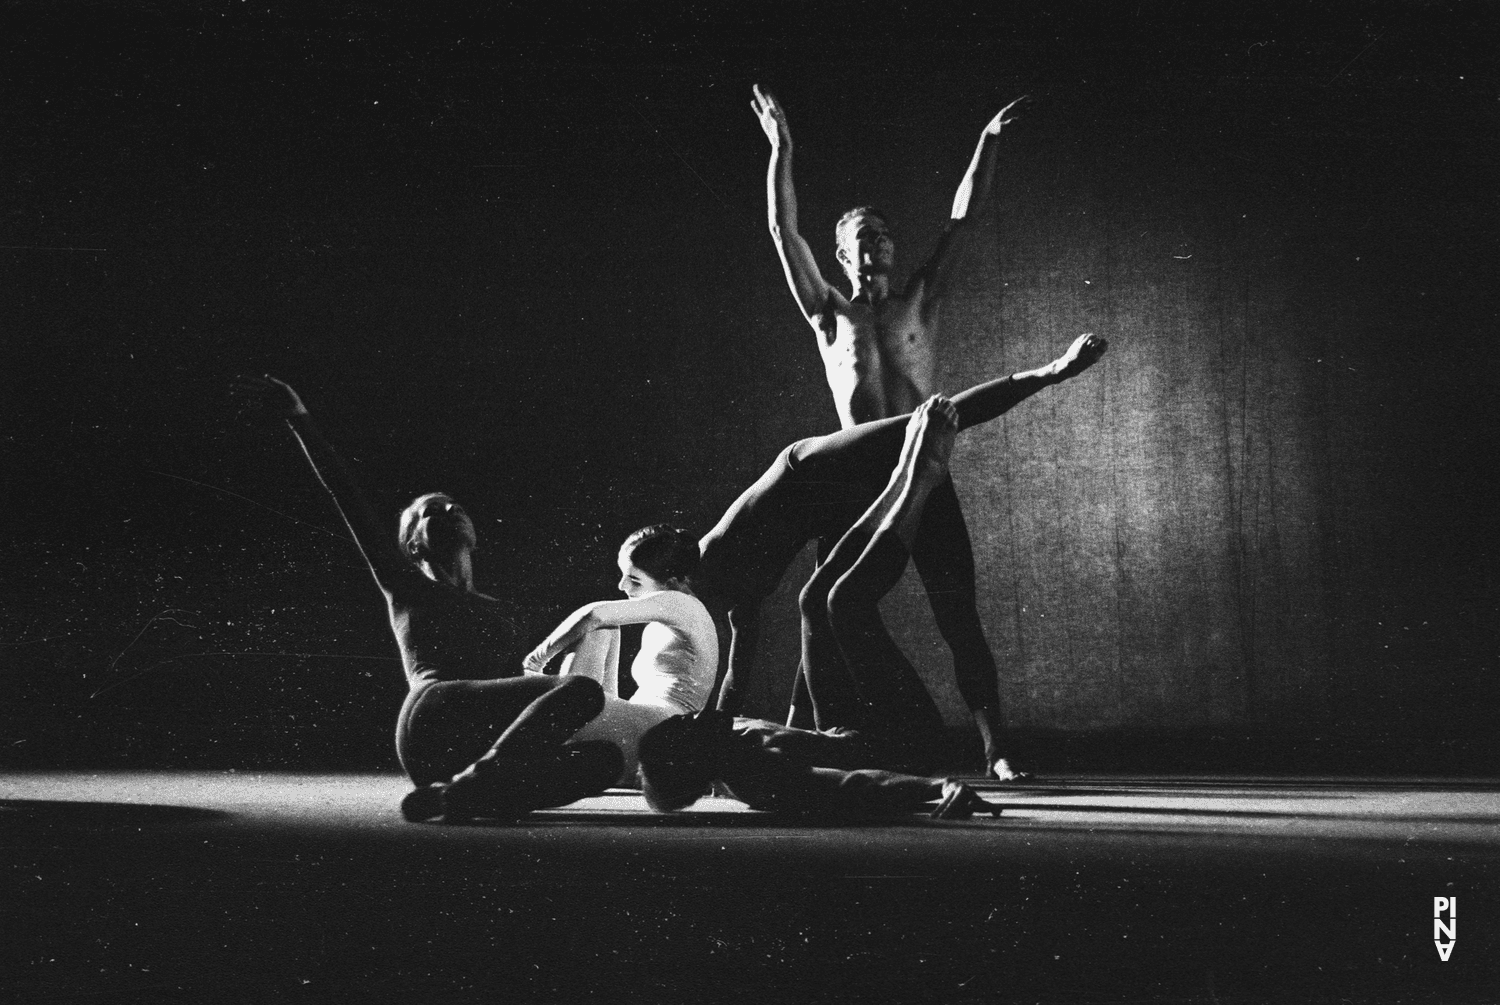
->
[234,374,310,418]
[1046,332,1108,383]
[751,84,792,151]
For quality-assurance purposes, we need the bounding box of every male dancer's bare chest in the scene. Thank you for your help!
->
[821,299,937,423]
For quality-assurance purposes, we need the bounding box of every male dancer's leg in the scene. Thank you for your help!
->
[909,479,1002,714]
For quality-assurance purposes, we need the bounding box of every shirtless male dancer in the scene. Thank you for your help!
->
[736,84,1028,777]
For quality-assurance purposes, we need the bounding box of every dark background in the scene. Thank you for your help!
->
[3,2,1496,773]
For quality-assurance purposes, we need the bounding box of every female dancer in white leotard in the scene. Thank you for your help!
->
[519,525,718,786]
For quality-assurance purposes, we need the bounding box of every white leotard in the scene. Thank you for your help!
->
[565,589,718,783]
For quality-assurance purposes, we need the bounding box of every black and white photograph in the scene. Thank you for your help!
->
[3,2,1496,1002]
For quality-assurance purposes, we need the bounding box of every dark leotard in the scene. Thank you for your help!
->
[283,413,596,787]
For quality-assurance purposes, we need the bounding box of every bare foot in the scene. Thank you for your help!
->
[989,757,1029,783]
[1048,332,1108,382]
[901,395,958,480]
[894,395,937,477]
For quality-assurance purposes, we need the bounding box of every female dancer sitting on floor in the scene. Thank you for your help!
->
[237,376,715,823]
[640,395,1008,819]
[517,524,717,779]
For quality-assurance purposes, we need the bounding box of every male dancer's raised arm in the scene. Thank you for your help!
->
[751,84,836,327]
[911,95,1027,312]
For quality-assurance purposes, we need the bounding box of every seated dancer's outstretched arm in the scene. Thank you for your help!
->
[522,592,704,674]
[235,375,414,596]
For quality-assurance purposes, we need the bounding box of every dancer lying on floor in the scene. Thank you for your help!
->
[639,396,1007,818]
[238,376,716,822]
[698,331,1108,776]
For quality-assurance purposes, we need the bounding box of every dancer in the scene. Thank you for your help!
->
[700,332,1106,775]
[237,376,705,823]
[642,397,1006,818]
[744,85,1029,776]
[519,524,718,785]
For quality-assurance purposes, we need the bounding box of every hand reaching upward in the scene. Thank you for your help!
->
[981,94,1029,136]
[234,374,309,419]
[751,84,792,150]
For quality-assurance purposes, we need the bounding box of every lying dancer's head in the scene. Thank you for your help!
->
[835,206,893,282]
[618,524,698,599]
[398,493,478,570]
[637,709,735,812]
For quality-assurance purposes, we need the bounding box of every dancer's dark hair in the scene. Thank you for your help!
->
[621,525,699,584]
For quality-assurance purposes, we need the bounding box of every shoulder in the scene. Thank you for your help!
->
[645,588,706,613]
[648,590,714,626]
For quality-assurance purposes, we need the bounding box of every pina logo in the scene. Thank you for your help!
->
[1434,897,1457,961]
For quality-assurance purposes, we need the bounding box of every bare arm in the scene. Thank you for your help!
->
[914,95,1027,305]
[752,84,833,326]
[522,592,696,673]
[235,375,413,596]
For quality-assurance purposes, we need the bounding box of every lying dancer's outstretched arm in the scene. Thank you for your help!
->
[236,375,415,596]
[522,592,705,674]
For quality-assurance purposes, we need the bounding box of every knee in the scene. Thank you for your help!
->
[799,572,836,621]
[825,577,872,632]
[726,601,760,632]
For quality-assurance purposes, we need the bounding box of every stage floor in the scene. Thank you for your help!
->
[4,771,1497,1003]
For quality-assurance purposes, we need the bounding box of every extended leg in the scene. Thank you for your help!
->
[402,676,623,823]
[790,335,1108,478]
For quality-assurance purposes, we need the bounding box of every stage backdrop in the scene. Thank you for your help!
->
[3,5,1494,769]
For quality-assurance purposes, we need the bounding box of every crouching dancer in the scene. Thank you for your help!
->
[641,396,1013,819]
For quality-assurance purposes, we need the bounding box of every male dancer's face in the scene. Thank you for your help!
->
[836,213,894,280]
